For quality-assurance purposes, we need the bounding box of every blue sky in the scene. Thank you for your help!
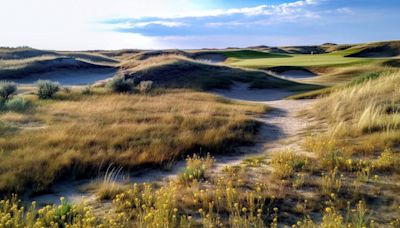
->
[1,0,399,50]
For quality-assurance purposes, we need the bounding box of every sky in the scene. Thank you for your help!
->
[0,0,399,50]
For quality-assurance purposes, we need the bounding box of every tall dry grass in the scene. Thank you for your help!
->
[308,70,400,148]
[0,89,265,193]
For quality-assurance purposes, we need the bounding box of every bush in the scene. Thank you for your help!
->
[138,80,153,93]
[81,86,93,95]
[178,154,214,184]
[0,81,17,100]
[4,97,31,112]
[107,77,135,93]
[270,151,308,179]
[37,80,60,99]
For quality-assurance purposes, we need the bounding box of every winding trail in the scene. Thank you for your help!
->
[211,83,313,170]
[29,82,314,206]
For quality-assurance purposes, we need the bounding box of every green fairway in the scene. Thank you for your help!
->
[218,50,290,59]
[227,52,377,68]
[214,47,398,85]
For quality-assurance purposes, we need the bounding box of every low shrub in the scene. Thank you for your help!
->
[0,81,17,100]
[37,80,60,99]
[270,151,308,179]
[178,154,215,184]
[81,86,93,95]
[4,96,31,112]
[138,80,153,93]
[320,167,342,195]
[373,148,400,172]
[107,76,135,93]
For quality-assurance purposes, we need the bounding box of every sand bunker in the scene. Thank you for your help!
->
[193,53,227,63]
[11,68,116,86]
[278,69,317,79]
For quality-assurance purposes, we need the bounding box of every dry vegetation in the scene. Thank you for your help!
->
[0,88,266,193]
[117,55,318,91]
[1,71,398,227]
[0,44,399,227]
[308,70,400,148]
[0,48,118,80]
[298,70,400,225]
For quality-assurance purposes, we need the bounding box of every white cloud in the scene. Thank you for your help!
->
[140,0,323,19]
[195,1,323,28]
[336,8,354,14]
[115,21,188,29]
[155,34,329,49]
[0,0,196,50]
[0,0,327,50]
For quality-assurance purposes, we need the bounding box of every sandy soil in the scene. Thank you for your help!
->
[211,83,313,170]
[194,53,227,63]
[11,68,116,86]
[278,70,316,79]
[28,83,314,206]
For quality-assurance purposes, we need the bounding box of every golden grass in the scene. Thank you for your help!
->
[0,89,266,193]
[269,151,308,179]
[294,70,400,226]
[119,54,187,71]
[0,56,57,69]
[308,71,400,149]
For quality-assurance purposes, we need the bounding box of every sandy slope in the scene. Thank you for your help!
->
[11,68,116,86]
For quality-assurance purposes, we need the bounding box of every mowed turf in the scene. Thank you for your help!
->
[227,52,377,68]
[218,50,290,59]
[0,89,266,193]
[213,48,398,85]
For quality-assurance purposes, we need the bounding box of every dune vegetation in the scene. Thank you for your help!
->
[0,48,118,80]
[0,41,399,227]
[307,70,400,149]
[0,87,266,193]
[117,55,320,91]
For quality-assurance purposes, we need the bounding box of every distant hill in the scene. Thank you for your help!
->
[118,55,310,90]
[0,56,113,79]
[345,41,400,57]
[0,47,118,79]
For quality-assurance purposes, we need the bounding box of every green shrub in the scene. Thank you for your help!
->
[4,97,31,112]
[178,154,214,184]
[37,80,60,99]
[0,81,17,100]
[107,76,135,93]
[138,80,153,93]
[81,86,93,95]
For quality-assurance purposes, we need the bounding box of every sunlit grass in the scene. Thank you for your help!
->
[0,89,266,193]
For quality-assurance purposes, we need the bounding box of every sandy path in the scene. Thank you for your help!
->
[211,83,313,170]
[29,83,313,206]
